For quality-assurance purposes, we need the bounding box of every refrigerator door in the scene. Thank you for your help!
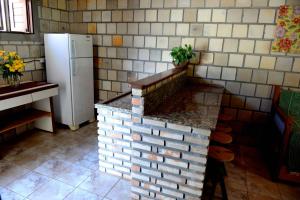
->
[70,57,94,125]
[44,34,73,125]
[69,34,93,58]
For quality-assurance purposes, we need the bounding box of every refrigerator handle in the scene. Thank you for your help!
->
[71,40,76,57]
[72,60,76,76]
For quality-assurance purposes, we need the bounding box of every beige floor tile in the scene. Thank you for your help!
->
[0,160,30,187]
[27,178,74,200]
[246,171,281,199]
[106,179,131,200]
[277,182,300,200]
[7,171,50,197]
[78,171,119,196]
[34,159,92,187]
[64,188,101,200]
[0,186,25,200]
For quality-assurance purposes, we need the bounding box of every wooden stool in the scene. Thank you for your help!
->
[216,123,232,133]
[210,131,233,145]
[218,114,233,122]
[207,146,235,200]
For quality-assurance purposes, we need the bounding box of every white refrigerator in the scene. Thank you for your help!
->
[44,34,94,130]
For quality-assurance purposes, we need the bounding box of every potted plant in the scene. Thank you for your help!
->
[0,50,25,87]
[170,44,195,68]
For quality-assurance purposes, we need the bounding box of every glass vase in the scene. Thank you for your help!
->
[5,75,21,87]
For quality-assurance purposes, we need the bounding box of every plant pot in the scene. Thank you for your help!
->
[173,61,189,68]
[4,75,21,87]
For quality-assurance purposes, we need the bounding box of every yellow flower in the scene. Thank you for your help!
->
[8,51,16,57]
[0,50,5,57]
[3,56,9,61]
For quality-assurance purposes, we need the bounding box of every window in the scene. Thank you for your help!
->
[0,0,33,33]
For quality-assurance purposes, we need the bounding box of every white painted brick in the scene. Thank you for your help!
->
[132,143,151,151]
[179,185,202,196]
[165,158,188,168]
[182,153,207,164]
[114,140,131,147]
[98,136,112,143]
[190,145,208,155]
[141,168,162,177]
[162,188,184,198]
[159,131,183,140]
[166,123,191,132]
[132,186,149,196]
[132,158,151,168]
[143,136,164,146]
[157,179,177,189]
[192,128,210,136]
[132,125,152,134]
[107,157,122,165]
[187,180,204,188]
[114,126,130,134]
[165,141,189,151]
[114,153,130,161]
[164,174,186,184]
[184,135,209,146]
[114,165,130,173]
[181,170,205,181]
[99,161,113,169]
[143,118,166,127]
[158,164,180,175]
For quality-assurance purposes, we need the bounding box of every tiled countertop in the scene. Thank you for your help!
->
[96,83,223,130]
[145,83,223,130]
[106,94,132,110]
[95,92,132,111]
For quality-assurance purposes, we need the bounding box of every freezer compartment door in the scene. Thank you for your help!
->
[69,34,93,58]
[70,58,95,126]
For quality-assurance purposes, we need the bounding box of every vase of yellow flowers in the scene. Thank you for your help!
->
[0,50,25,87]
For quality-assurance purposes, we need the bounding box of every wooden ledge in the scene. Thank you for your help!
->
[0,82,58,100]
[130,67,187,90]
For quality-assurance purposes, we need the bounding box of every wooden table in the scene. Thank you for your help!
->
[0,82,59,133]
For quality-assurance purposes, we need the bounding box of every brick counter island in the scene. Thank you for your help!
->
[95,67,223,200]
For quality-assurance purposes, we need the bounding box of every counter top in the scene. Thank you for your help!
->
[145,83,223,130]
[95,92,132,111]
[96,81,223,130]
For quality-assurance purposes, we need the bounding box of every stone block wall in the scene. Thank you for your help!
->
[68,0,300,123]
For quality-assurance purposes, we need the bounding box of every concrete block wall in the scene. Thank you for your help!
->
[68,0,300,123]
[97,105,133,180]
[0,0,70,86]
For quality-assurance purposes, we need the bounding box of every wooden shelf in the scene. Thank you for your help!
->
[0,109,51,134]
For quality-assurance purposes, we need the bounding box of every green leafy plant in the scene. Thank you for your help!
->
[170,44,195,65]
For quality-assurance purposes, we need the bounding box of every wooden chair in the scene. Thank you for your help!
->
[210,131,233,145]
[218,114,233,122]
[266,85,300,183]
[216,123,232,133]
[207,146,235,200]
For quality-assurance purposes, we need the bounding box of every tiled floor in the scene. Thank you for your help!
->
[0,123,130,200]
[0,123,299,200]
